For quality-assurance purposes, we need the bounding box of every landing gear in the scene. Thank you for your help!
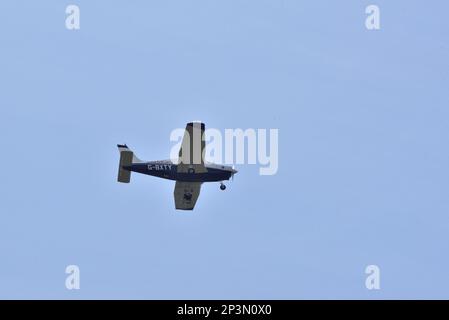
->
[220,183,226,191]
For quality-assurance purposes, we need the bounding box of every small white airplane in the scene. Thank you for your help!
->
[117,121,237,210]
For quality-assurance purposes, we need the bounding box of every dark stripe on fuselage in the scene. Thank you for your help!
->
[125,163,232,182]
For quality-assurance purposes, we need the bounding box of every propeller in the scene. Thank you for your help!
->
[231,165,237,181]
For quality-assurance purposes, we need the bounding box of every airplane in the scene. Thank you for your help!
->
[117,121,237,210]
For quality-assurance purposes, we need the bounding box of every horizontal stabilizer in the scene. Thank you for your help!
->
[117,150,133,183]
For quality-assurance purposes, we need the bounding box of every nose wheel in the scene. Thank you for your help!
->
[220,183,226,191]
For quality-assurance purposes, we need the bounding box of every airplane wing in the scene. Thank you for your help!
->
[174,181,202,210]
[178,122,207,173]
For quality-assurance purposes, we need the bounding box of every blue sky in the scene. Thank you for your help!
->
[0,1,448,299]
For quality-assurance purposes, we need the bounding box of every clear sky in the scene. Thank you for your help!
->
[0,1,448,299]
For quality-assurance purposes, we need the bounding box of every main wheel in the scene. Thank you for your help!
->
[220,184,226,190]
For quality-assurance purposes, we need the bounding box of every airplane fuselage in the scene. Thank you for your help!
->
[124,161,234,183]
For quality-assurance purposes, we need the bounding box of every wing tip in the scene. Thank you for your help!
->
[175,207,194,211]
[187,121,205,130]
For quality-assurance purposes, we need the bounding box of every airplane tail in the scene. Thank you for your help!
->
[117,144,142,183]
